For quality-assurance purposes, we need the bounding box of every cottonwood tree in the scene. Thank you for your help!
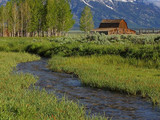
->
[56,0,75,35]
[80,6,94,32]
[11,2,19,37]
[0,0,74,37]
[46,0,58,36]
[46,0,74,36]
[0,6,5,37]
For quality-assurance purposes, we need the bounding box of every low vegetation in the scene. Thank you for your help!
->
[1,34,160,62]
[0,34,160,118]
[0,52,106,120]
[49,55,160,105]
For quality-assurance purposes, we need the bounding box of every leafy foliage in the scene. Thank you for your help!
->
[0,0,74,37]
[80,6,94,32]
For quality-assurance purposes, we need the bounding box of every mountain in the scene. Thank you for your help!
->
[0,0,160,29]
[0,0,8,5]
[71,0,160,29]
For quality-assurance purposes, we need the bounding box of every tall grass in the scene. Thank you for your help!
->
[0,52,106,120]
[49,55,160,105]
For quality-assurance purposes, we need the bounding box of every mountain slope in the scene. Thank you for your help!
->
[0,0,8,6]
[71,0,160,29]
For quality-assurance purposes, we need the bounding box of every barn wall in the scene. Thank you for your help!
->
[92,19,136,35]
[119,20,128,29]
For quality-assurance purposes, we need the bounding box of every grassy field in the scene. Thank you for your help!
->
[49,55,160,105]
[0,52,106,120]
[0,34,160,119]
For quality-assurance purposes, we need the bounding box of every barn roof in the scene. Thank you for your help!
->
[99,19,125,28]
[101,19,124,23]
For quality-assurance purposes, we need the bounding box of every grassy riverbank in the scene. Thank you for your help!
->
[49,55,160,105]
[0,52,106,120]
[1,34,160,106]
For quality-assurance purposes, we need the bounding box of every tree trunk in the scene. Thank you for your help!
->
[48,29,51,37]
[13,25,16,37]
[42,31,44,37]
[2,21,5,37]
[21,10,24,37]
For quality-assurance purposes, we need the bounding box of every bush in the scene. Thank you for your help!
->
[154,36,160,43]
[1,35,160,61]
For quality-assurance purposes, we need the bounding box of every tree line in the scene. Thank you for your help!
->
[0,0,74,37]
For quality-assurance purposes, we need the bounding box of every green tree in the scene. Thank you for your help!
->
[23,0,31,37]
[0,0,74,37]
[11,2,19,37]
[0,6,6,37]
[46,0,74,36]
[5,1,12,36]
[46,0,58,36]
[41,0,47,36]
[28,0,43,36]
[80,6,94,32]
[56,0,75,35]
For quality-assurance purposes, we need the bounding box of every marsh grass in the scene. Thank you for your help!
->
[0,52,107,120]
[49,55,160,105]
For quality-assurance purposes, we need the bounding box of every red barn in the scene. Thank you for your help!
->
[92,19,136,35]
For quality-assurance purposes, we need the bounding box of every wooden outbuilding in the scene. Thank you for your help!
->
[92,19,136,35]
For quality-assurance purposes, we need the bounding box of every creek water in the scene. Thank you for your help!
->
[16,59,160,120]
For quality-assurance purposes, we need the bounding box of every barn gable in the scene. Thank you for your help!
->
[92,19,135,35]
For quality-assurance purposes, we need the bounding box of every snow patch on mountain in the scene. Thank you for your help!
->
[81,0,114,9]
[115,0,136,2]
[98,0,114,9]
[81,0,137,10]
[81,0,93,8]
[81,0,160,8]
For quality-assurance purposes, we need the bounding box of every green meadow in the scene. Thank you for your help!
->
[0,34,160,119]
[0,52,106,120]
[49,55,160,105]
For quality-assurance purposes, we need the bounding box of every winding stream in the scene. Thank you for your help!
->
[16,59,160,119]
